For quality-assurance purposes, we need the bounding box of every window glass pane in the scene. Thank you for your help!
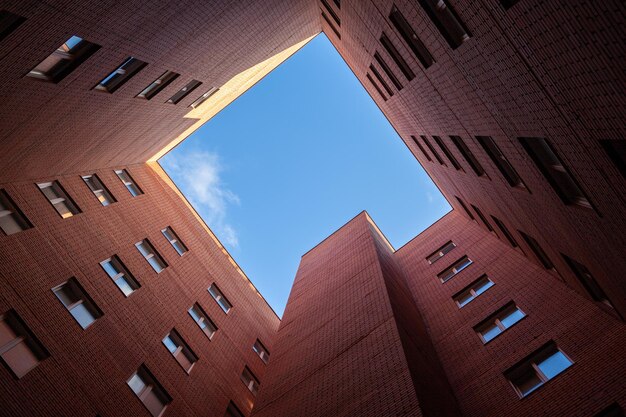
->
[101,261,118,277]
[189,306,202,322]
[114,277,134,296]
[127,373,146,395]
[147,256,164,273]
[500,308,525,328]
[537,351,572,379]
[474,279,494,295]
[2,341,39,378]
[163,336,177,353]
[457,292,473,307]
[516,370,543,396]
[481,323,501,342]
[70,303,95,329]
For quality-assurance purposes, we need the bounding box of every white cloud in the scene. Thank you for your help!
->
[161,150,240,248]
[426,191,435,204]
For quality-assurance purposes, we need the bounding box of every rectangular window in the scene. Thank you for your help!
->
[455,196,475,220]
[100,255,140,297]
[27,36,100,83]
[500,0,520,10]
[562,254,616,310]
[366,73,387,101]
[225,401,245,417]
[380,32,415,81]
[374,51,402,90]
[520,137,594,209]
[253,339,270,364]
[137,70,179,100]
[167,79,202,104]
[594,403,624,417]
[127,365,172,417]
[476,136,527,189]
[94,57,147,93]
[599,139,626,178]
[37,181,81,219]
[188,303,217,339]
[52,278,103,329]
[189,87,219,109]
[450,136,486,177]
[115,169,143,197]
[0,310,49,378]
[369,64,394,97]
[491,216,519,248]
[438,256,472,282]
[135,239,167,273]
[320,0,340,26]
[411,135,432,161]
[389,6,434,68]
[433,136,462,170]
[453,275,494,308]
[518,231,553,269]
[416,0,471,49]
[208,283,232,314]
[426,241,456,264]
[470,204,494,232]
[422,136,445,165]
[505,342,573,398]
[0,10,25,42]
[321,11,341,39]
[475,302,525,343]
[240,366,260,396]
[82,174,116,206]
[161,226,188,256]
[162,329,198,374]
[0,189,32,235]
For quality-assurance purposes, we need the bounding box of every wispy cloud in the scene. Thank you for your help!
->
[161,150,240,248]
[426,191,435,204]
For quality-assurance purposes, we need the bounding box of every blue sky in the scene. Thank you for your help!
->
[160,34,450,317]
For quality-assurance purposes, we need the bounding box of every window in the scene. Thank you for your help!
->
[422,136,445,165]
[369,64,394,97]
[135,239,168,273]
[94,57,147,93]
[599,140,626,178]
[453,275,494,307]
[491,216,519,248]
[470,204,494,232]
[161,226,188,256]
[253,339,270,364]
[37,181,81,218]
[520,137,594,210]
[450,136,486,177]
[455,196,475,220]
[240,366,260,395]
[208,283,232,314]
[366,73,387,101]
[0,310,49,378]
[52,278,102,329]
[500,0,520,10]
[380,32,415,81]
[438,256,472,282]
[188,303,217,339]
[189,87,219,109]
[518,231,554,269]
[505,342,573,398]
[411,135,431,161]
[475,302,525,343]
[0,10,25,42]
[82,174,116,206]
[115,169,143,197]
[100,255,140,297]
[224,401,245,417]
[0,189,32,235]
[321,11,341,39]
[374,51,402,90]
[415,0,470,49]
[162,329,198,373]
[562,254,616,311]
[594,403,625,417]
[127,365,172,417]
[389,6,434,68]
[27,35,100,83]
[433,136,462,170]
[320,0,340,26]
[476,136,527,189]
[333,0,341,8]
[137,70,179,100]
[167,79,202,104]
[426,241,456,264]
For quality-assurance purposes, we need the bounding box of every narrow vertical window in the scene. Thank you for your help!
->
[476,136,527,189]
[369,64,394,97]
[450,136,486,177]
[240,366,260,395]
[162,329,198,374]
[433,136,463,170]
[416,0,471,49]
[455,196,475,220]
[252,339,270,364]
[100,255,140,296]
[374,51,402,90]
[127,365,172,417]
[52,278,103,329]
[82,174,116,206]
[320,0,340,26]
[518,231,554,270]
[188,303,217,339]
[137,71,179,100]
[0,189,32,235]
[333,0,341,8]
[321,11,341,39]
[475,302,526,343]
[167,79,202,104]
[225,401,245,417]
[562,254,617,311]
[500,0,520,10]
[422,136,445,165]
[37,181,81,218]
[27,36,100,83]
[453,275,494,307]
[0,310,49,378]
[470,204,494,232]
[491,216,519,248]
[0,10,26,41]
[94,57,147,93]
[189,87,219,108]
[426,241,456,264]
[208,284,232,314]
[411,135,431,161]
[135,239,168,273]
[599,140,626,178]
[366,73,387,101]
[389,5,434,68]
[520,137,595,210]
[438,256,472,282]
[380,32,415,81]
[161,226,188,256]
[115,169,143,197]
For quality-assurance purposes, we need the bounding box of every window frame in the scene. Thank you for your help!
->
[0,310,49,379]
[438,255,473,283]
[100,255,140,297]
[51,278,103,330]
[389,5,434,68]
[115,169,143,197]
[37,180,81,219]
[474,302,526,344]
[426,241,456,264]
[453,275,494,308]
[0,189,32,235]
[161,226,188,256]
[137,70,179,100]
[27,35,100,83]
[252,339,270,364]
[162,329,198,374]
[240,366,260,396]
[94,57,147,93]
[476,136,528,190]
[208,283,232,314]
[167,79,202,104]
[82,174,116,206]
[135,239,168,273]
[127,365,172,417]
[188,303,218,340]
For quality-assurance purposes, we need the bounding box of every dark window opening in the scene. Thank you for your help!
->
[0,10,26,42]
[167,80,202,104]
[411,135,431,161]
[27,36,100,83]
[321,11,341,39]
[94,57,147,93]
[415,0,471,49]
[562,254,617,313]
[518,231,554,270]
[380,32,415,81]
[389,5,434,68]
[455,196,474,220]
[476,136,527,189]
[433,136,462,170]
[422,136,445,165]
[491,215,519,248]
[369,64,394,97]
[366,73,387,101]
[374,51,402,90]
[450,136,486,177]
[470,204,494,232]
[599,139,626,179]
[320,0,340,26]
[137,70,179,100]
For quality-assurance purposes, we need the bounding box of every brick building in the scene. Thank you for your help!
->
[0,0,624,416]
